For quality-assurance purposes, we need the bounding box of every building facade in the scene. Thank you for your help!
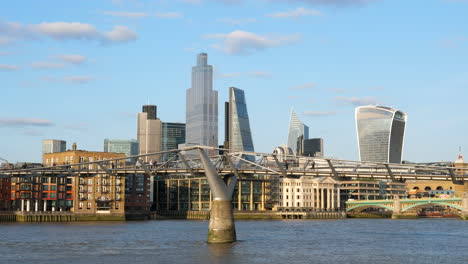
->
[42,139,66,154]
[154,175,277,211]
[0,177,11,210]
[278,176,340,211]
[298,137,324,158]
[137,105,162,162]
[43,143,126,168]
[186,53,218,148]
[161,122,186,162]
[287,108,309,155]
[104,139,138,163]
[226,87,254,153]
[340,180,407,202]
[355,105,407,163]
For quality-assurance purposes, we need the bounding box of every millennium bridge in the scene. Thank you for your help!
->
[2,146,468,242]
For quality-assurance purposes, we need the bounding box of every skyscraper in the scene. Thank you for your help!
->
[226,87,254,153]
[287,108,309,154]
[161,122,186,161]
[104,139,139,162]
[186,53,218,148]
[355,105,407,164]
[42,139,66,155]
[137,105,162,162]
[297,137,324,158]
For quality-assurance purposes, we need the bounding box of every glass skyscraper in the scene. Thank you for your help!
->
[227,87,254,153]
[355,105,407,164]
[104,139,139,162]
[185,53,218,148]
[161,122,186,161]
[287,108,309,154]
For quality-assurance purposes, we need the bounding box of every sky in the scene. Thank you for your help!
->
[1,0,468,163]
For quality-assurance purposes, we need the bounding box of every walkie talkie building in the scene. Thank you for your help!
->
[355,105,407,164]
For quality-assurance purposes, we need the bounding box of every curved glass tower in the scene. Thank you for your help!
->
[228,87,254,153]
[186,53,218,147]
[355,105,407,164]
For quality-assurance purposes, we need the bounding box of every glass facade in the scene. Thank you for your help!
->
[228,87,254,153]
[355,106,407,163]
[186,53,218,147]
[42,139,66,154]
[103,139,138,162]
[161,122,186,161]
[287,109,309,154]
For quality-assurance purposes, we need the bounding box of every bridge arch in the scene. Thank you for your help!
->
[346,204,394,212]
[401,201,463,212]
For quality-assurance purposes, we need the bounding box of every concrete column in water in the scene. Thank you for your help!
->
[391,195,402,219]
[462,192,468,220]
[198,149,237,243]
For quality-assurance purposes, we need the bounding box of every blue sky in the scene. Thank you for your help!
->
[1,0,467,163]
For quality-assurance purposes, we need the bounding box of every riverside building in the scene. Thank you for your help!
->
[355,105,407,163]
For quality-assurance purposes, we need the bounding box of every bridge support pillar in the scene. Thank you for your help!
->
[391,195,402,219]
[461,192,468,220]
[198,149,237,243]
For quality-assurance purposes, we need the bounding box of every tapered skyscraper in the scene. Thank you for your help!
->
[226,87,254,153]
[186,53,218,147]
[287,108,309,154]
[355,105,407,164]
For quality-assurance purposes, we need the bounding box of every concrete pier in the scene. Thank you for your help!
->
[198,149,237,243]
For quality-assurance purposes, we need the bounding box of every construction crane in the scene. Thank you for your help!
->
[0,157,10,169]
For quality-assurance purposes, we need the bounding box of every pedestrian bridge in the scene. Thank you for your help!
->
[346,193,468,216]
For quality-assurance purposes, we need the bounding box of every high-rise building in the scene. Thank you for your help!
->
[42,139,66,155]
[104,139,139,162]
[137,105,162,162]
[186,53,218,148]
[287,108,309,154]
[355,105,407,163]
[161,122,186,161]
[226,87,254,153]
[297,137,324,158]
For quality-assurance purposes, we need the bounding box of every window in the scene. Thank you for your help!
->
[87,202,91,209]
[43,185,49,191]
[51,185,56,191]
[79,202,83,209]
[50,193,56,198]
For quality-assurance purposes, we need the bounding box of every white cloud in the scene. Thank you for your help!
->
[205,30,301,55]
[0,64,20,71]
[289,82,316,90]
[64,76,94,84]
[31,62,65,69]
[57,54,87,65]
[335,96,379,106]
[0,20,137,45]
[248,71,272,78]
[155,12,184,19]
[0,118,54,127]
[268,7,321,18]
[303,111,337,116]
[217,72,242,78]
[102,11,149,18]
[103,25,137,42]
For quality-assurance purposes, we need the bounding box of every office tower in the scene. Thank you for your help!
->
[287,108,309,154]
[161,122,186,161]
[355,105,407,163]
[186,53,218,148]
[137,105,162,162]
[42,139,66,154]
[104,139,139,162]
[298,138,324,158]
[226,87,254,153]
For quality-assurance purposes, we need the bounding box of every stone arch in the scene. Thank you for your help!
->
[424,186,432,191]
[436,186,443,190]
[401,201,463,212]
[346,203,394,212]
[413,187,419,190]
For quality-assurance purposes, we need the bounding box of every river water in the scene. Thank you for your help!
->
[1,219,467,264]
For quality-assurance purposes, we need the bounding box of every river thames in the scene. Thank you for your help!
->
[1,219,467,264]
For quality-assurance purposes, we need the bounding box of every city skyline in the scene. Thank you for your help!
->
[1,0,468,163]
